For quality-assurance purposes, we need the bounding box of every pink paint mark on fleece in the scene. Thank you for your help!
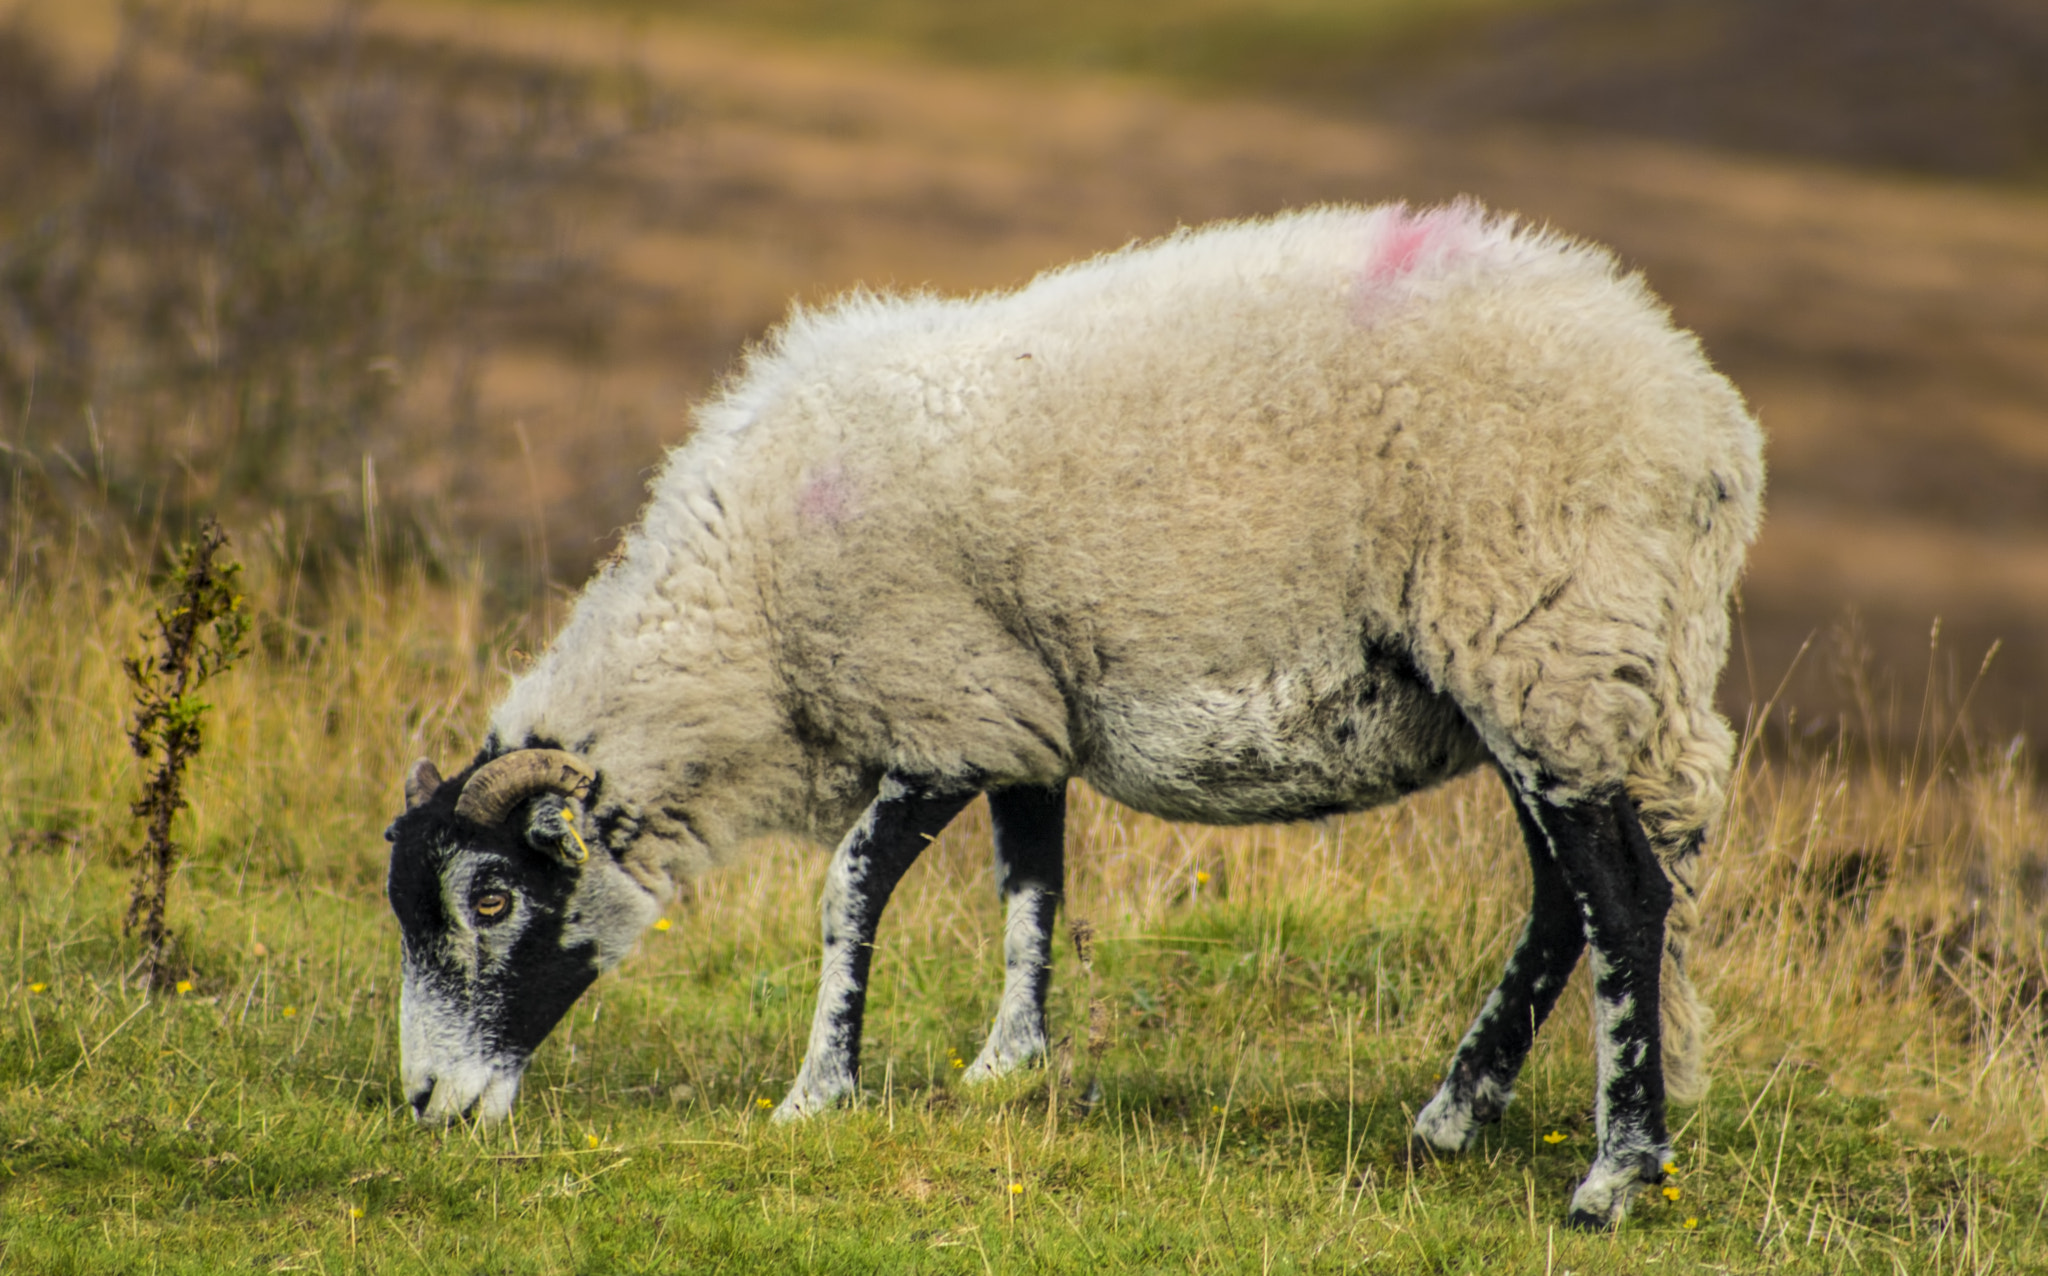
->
[1352,202,1486,325]
[1368,216,1438,283]
[796,463,855,528]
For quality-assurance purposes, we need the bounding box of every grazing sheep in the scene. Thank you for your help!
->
[386,201,1762,1228]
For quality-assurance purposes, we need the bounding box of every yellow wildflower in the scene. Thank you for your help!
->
[654,918,672,932]
[348,1207,364,1219]
[1195,871,1211,885]
[28,983,45,994]
[281,1006,297,1017]
[586,1133,601,1148]
[756,1097,774,1110]
[1663,1160,1678,1176]
[1542,1131,1566,1144]
[1663,1186,1681,1202]
[1683,1217,1699,1230]
[1008,1183,1023,1196]
[175,980,193,996]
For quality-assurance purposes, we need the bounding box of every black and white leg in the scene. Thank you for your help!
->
[1539,785,1674,1228]
[1414,779,1586,1151]
[964,782,1067,1082]
[775,774,978,1121]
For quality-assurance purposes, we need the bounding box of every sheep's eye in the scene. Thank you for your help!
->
[473,892,512,923]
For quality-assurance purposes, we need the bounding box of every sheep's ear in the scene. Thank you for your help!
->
[404,758,443,811]
[524,794,593,869]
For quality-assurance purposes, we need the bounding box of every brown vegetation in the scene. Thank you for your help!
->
[4,0,2045,739]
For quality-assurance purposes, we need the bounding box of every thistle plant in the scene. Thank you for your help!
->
[123,518,247,989]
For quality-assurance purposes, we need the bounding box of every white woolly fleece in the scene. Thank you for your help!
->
[490,203,1763,914]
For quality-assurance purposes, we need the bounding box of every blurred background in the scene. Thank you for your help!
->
[4,0,2046,751]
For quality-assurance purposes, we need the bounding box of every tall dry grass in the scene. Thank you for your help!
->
[1707,693,2048,1157]
[1,528,503,892]
[4,532,2046,1268]
[10,525,2039,1151]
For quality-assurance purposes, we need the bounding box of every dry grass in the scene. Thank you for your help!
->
[3,540,2046,1270]
[8,0,2048,738]
[3,2,2047,1268]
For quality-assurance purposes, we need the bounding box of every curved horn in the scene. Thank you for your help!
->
[453,749,595,827]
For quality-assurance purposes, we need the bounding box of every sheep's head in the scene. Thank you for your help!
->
[386,748,660,1123]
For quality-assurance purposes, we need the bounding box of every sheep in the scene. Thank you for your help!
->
[385,200,1763,1228]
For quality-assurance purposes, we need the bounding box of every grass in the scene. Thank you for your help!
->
[3,545,2046,1273]
[474,0,1576,93]
[4,6,2044,1270]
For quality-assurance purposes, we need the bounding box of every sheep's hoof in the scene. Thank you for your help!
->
[1564,1148,1668,1230]
[961,1030,1047,1085]
[1410,1088,1484,1154]
[958,1057,1008,1085]
[1401,1135,1443,1170]
[1412,1064,1516,1156]
[771,1072,852,1123]
[767,1095,813,1124]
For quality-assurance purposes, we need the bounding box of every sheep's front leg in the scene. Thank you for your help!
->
[1415,780,1586,1151]
[775,775,978,1121]
[964,782,1066,1083]
[1531,785,1675,1229]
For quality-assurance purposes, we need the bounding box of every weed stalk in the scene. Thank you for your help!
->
[122,517,248,988]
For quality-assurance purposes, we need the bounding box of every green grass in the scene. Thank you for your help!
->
[474,0,1577,95]
[4,558,2047,1272]
[3,844,2033,1273]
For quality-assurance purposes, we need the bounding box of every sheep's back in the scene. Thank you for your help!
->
[692,204,1764,810]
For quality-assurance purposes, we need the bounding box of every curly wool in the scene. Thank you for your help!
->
[490,202,1763,1098]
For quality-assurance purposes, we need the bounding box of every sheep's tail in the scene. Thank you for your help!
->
[1627,706,1722,1107]
[1626,471,1755,1107]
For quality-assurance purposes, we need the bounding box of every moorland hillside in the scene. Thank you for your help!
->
[5,0,2045,741]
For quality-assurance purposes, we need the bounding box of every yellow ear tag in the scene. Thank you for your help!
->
[561,806,592,864]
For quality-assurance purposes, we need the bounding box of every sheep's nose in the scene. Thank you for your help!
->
[409,1080,435,1119]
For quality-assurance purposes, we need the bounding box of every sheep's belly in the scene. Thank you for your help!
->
[1074,664,1489,826]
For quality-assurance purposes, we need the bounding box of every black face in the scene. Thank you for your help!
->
[386,777,603,1123]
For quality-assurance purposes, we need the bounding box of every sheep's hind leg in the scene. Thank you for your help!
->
[1414,778,1586,1153]
[1531,785,1675,1230]
[964,782,1067,1083]
[775,775,978,1122]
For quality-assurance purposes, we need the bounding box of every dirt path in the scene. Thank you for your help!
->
[26,0,2048,738]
